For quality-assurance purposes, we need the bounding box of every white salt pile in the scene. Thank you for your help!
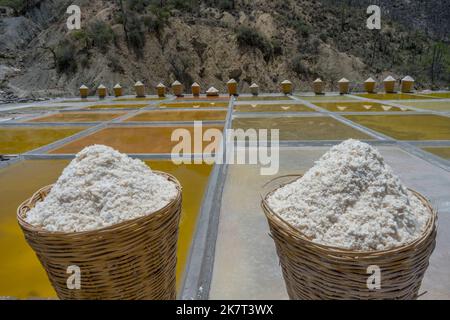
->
[25,145,178,232]
[267,139,430,251]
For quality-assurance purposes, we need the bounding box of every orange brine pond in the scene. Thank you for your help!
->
[0,159,212,298]
[50,125,224,154]
[314,102,409,112]
[125,110,227,122]
[235,104,313,112]
[159,102,228,108]
[28,112,124,123]
[0,127,86,155]
[114,97,166,102]
[232,116,372,140]
[344,115,450,140]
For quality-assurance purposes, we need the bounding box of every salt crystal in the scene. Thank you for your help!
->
[267,139,430,251]
[25,145,178,232]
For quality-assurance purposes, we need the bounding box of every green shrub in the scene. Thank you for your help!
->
[87,20,115,52]
[291,20,311,38]
[292,55,308,76]
[55,39,77,74]
[70,30,90,49]
[272,39,283,56]
[127,14,146,52]
[143,5,170,34]
[236,26,273,61]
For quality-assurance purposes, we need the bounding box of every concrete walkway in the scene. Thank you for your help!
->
[210,146,450,300]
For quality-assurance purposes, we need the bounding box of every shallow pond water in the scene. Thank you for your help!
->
[232,116,371,140]
[0,127,86,154]
[126,110,227,122]
[28,112,124,123]
[345,115,450,140]
[50,125,223,154]
[0,159,212,298]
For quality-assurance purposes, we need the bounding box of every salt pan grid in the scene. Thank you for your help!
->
[1,91,450,300]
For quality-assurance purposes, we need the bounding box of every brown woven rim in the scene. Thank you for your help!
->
[261,175,437,299]
[17,171,182,300]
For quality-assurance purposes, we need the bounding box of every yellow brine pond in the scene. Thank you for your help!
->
[237,95,292,101]
[356,93,436,100]
[0,127,86,155]
[0,159,212,298]
[314,102,408,112]
[345,114,450,140]
[125,110,227,122]
[28,112,124,123]
[422,147,450,160]
[159,102,228,108]
[232,116,371,140]
[88,104,148,110]
[235,104,313,113]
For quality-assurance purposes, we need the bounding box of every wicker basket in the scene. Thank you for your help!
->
[262,176,437,300]
[17,171,182,300]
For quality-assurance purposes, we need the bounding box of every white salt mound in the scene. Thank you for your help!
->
[25,145,178,232]
[267,139,430,251]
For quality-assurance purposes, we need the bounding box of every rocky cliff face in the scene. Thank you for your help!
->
[0,0,449,101]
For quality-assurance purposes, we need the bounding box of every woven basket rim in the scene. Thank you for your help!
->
[17,170,182,236]
[262,174,437,256]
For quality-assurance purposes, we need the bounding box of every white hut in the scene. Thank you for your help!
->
[191,82,201,97]
[113,84,123,97]
[338,78,350,94]
[364,77,376,93]
[206,87,219,97]
[172,80,183,97]
[79,84,89,99]
[250,83,259,96]
[134,81,146,98]
[281,80,293,95]
[401,76,414,93]
[156,83,166,98]
[313,78,324,95]
[97,84,107,99]
[227,79,238,96]
[383,76,396,93]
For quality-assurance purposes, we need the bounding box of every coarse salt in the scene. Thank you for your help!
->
[25,145,178,232]
[267,139,430,251]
